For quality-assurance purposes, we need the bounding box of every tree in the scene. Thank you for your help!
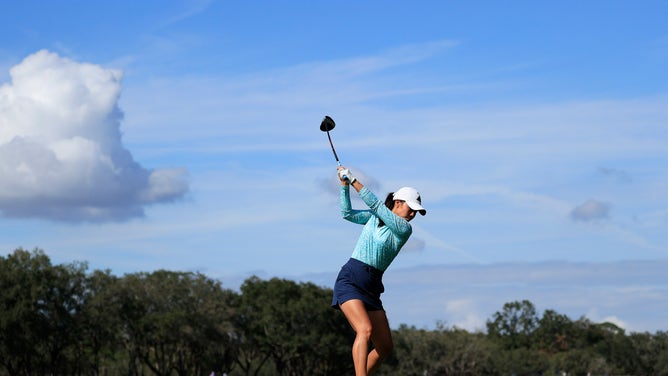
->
[116,270,238,375]
[385,324,495,376]
[576,319,639,373]
[0,248,88,375]
[387,325,447,375]
[656,335,668,375]
[652,331,668,374]
[486,300,538,349]
[549,348,614,376]
[491,347,550,376]
[76,269,124,375]
[5,248,668,374]
[236,276,353,375]
[628,331,665,375]
[533,309,576,353]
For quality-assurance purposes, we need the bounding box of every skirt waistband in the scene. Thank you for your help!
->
[346,257,384,277]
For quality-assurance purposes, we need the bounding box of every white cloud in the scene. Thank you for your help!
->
[444,299,486,331]
[0,50,188,222]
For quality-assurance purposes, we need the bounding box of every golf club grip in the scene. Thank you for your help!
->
[337,161,349,181]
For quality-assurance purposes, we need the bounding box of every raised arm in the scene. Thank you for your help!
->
[337,167,412,237]
[340,185,372,224]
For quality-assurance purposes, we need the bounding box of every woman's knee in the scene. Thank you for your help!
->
[355,323,373,340]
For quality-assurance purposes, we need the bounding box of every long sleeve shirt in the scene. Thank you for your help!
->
[340,185,412,271]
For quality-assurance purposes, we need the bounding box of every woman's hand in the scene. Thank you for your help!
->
[337,166,364,192]
[337,166,356,184]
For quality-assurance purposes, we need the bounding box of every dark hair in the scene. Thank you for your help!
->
[384,193,395,209]
[378,192,395,227]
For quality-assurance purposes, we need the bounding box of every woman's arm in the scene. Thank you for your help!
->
[338,167,411,237]
[358,187,412,237]
[340,185,372,224]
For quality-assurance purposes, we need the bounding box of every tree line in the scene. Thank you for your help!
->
[1,248,667,375]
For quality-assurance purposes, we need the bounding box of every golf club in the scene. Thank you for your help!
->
[320,115,348,181]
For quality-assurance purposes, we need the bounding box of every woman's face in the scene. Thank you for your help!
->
[392,200,417,222]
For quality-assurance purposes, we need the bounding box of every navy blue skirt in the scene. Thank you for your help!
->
[331,258,385,311]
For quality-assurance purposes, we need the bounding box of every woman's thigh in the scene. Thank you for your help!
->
[368,310,393,350]
[340,299,372,333]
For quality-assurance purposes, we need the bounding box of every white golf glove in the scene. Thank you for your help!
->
[338,168,356,183]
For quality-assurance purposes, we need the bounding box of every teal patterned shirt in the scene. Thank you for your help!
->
[340,185,412,271]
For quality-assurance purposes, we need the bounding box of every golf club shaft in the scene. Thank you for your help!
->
[326,131,340,162]
[326,131,348,180]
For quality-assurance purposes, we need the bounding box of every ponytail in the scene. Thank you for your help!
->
[378,192,395,227]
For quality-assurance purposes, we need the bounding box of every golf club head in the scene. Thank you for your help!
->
[320,116,336,132]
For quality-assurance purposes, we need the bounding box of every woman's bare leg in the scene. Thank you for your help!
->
[340,300,394,375]
[340,299,372,375]
[366,309,393,374]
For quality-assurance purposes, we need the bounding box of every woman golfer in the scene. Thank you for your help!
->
[331,166,426,375]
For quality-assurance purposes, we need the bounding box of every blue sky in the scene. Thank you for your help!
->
[1,1,667,333]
